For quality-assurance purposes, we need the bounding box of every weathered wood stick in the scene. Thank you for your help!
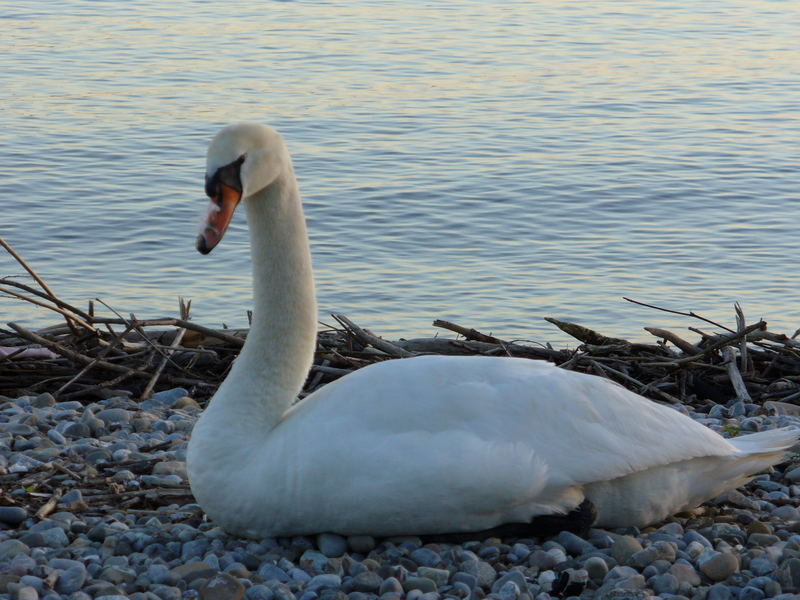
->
[34,488,63,520]
[735,303,749,374]
[432,319,506,345]
[332,313,415,358]
[89,316,245,347]
[56,324,135,395]
[642,321,768,368]
[7,323,215,390]
[0,278,93,321]
[141,326,187,399]
[722,346,751,403]
[544,317,627,346]
[0,237,57,298]
[623,297,735,334]
[0,286,96,332]
[644,327,698,355]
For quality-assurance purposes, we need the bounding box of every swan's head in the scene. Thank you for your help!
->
[197,122,289,254]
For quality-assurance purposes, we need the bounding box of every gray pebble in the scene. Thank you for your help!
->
[584,556,609,581]
[410,548,442,568]
[346,535,375,554]
[402,576,437,593]
[379,577,403,595]
[707,584,732,600]
[492,570,527,594]
[699,552,739,582]
[306,574,342,592]
[259,564,290,583]
[55,565,87,594]
[350,571,382,593]
[246,585,275,600]
[416,567,448,587]
[317,533,348,558]
[0,505,28,525]
[459,558,495,589]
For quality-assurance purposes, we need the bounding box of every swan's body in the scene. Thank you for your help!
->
[187,123,798,538]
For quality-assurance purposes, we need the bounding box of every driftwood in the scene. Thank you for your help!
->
[1,235,799,410]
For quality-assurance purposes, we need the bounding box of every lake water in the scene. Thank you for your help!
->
[3,1,799,346]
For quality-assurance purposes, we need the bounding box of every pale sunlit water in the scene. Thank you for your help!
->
[2,1,799,345]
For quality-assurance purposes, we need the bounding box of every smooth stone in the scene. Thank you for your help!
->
[300,550,334,574]
[649,573,679,596]
[18,532,45,548]
[350,571,382,593]
[101,566,137,585]
[739,587,765,600]
[258,564,289,583]
[498,581,520,600]
[416,567,449,587]
[402,577,437,593]
[610,536,643,564]
[306,574,342,592]
[153,460,188,480]
[669,563,700,587]
[379,577,403,595]
[785,466,800,483]
[699,553,739,582]
[317,534,348,558]
[777,557,800,591]
[246,585,275,600]
[585,556,609,581]
[706,583,732,600]
[96,408,131,424]
[0,506,28,525]
[150,584,182,600]
[747,556,776,576]
[151,388,189,406]
[747,533,780,547]
[200,572,245,600]
[141,474,183,488]
[58,489,87,512]
[556,530,596,556]
[47,429,67,444]
[55,565,87,594]
[346,536,375,554]
[410,548,441,568]
[32,393,55,407]
[13,585,39,600]
[170,561,217,583]
[459,559,495,589]
[492,571,527,594]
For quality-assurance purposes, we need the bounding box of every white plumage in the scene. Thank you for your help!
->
[187,123,798,538]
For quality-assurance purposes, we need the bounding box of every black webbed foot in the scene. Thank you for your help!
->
[420,498,597,544]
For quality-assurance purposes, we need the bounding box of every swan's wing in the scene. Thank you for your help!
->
[277,355,736,533]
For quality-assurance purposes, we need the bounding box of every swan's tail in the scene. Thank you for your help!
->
[725,427,800,479]
[729,426,799,456]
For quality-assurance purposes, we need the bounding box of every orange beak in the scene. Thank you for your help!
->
[196,183,242,254]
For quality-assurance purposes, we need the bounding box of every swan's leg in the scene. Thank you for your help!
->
[423,499,597,543]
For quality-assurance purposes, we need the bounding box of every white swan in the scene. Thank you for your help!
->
[187,123,798,538]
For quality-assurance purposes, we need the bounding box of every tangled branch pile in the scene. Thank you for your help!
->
[2,236,799,413]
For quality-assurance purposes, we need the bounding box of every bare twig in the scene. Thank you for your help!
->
[722,346,751,404]
[623,297,735,334]
[332,313,415,358]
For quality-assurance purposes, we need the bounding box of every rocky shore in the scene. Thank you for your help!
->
[1,385,799,600]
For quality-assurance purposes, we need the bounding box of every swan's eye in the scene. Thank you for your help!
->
[205,155,245,199]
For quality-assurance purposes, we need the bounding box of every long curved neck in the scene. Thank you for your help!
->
[211,165,317,429]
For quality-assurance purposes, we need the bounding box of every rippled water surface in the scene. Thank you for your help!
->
[3,1,799,344]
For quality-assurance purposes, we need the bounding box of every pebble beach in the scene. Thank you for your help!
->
[1,386,799,600]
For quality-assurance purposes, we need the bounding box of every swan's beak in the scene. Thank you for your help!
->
[197,183,242,254]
